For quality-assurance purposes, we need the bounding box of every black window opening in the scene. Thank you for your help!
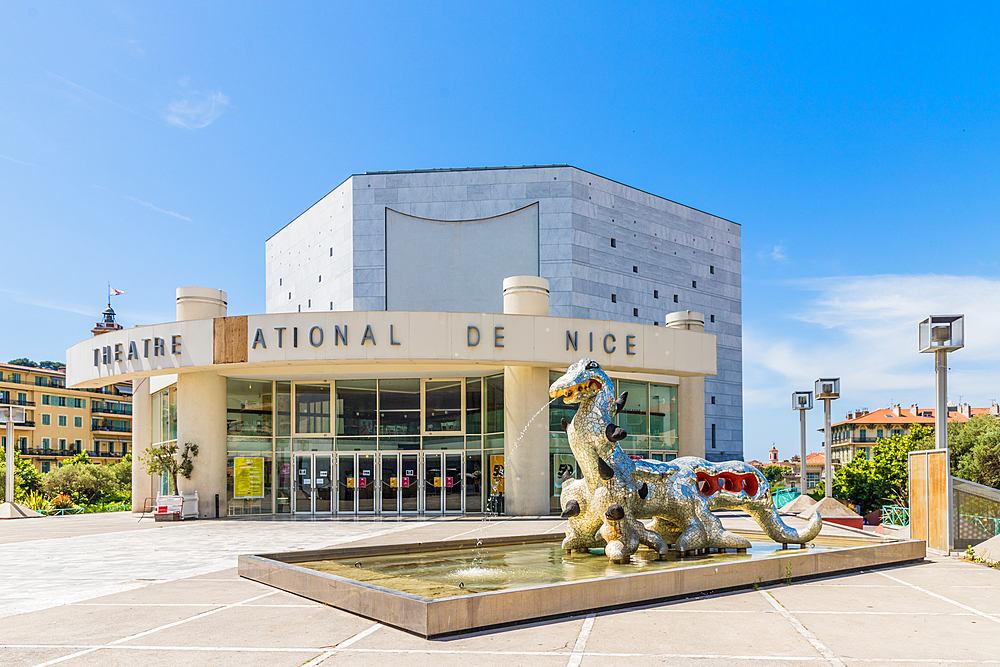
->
[633,308,638,317]
[710,265,715,274]
[711,423,716,449]
[673,294,678,303]
[611,238,616,248]
[653,290,659,299]
[710,314,715,322]
[611,294,617,303]
[692,280,697,288]
[711,396,716,404]
[632,266,638,273]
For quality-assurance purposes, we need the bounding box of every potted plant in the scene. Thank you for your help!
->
[141,442,200,520]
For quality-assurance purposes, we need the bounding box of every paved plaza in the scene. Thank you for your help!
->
[1,513,999,667]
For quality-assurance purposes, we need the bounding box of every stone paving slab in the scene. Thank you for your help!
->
[3,512,1000,667]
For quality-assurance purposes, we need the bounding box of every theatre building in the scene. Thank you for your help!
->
[66,166,742,518]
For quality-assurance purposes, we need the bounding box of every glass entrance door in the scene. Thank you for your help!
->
[422,452,464,514]
[378,453,420,514]
[293,453,333,515]
[337,453,376,515]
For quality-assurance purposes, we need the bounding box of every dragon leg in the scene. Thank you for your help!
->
[693,502,751,550]
[744,504,823,545]
[648,516,682,547]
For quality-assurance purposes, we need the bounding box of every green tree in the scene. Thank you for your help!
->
[830,425,935,514]
[761,465,787,487]
[7,358,38,367]
[0,448,44,500]
[38,361,65,371]
[65,451,92,466]
[109,452,132,495]
[43,463,120,505]
[141,442,198,496]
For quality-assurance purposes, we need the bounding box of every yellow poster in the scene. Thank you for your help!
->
[490,455,504,494]
[433,476,442,487]
[234,457,264,499]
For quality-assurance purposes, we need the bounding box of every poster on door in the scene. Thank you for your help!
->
[234,457,265,499]
[489,455,504,494]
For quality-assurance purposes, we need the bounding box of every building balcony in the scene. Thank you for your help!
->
[25,447,79,457]
[91,423,131,433]
[0,397,34,407]
[91,405,133,417]
[91,450,126,458]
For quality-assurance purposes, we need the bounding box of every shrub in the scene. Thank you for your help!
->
[49,494,75,510]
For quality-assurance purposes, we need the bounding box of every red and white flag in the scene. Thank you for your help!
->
[112,288,124,296]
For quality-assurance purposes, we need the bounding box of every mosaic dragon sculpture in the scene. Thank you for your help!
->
[550,359,822,563]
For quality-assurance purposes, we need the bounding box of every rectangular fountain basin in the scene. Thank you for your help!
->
[238,531,924,638]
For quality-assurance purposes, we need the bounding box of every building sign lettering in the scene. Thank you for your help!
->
[94,335,181,367]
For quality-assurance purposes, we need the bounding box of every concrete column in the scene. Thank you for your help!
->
[174,286,228,518]
[665,311,706,459]
[130,378,154,512]
[176,287,227,321]
[503,276,550,515]
[176,371,227,518]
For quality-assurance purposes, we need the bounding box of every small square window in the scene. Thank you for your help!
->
[58,415,67,427]
[611,238,616,248]
[692,280,697,288]
[653,290,659,299]
[632,266,638,273]
[673,294,679,303]
[654,321,659,326]
[710,314,715,322]
[710,265,715,274]
[633,308,638,317]
[611,294,617,303]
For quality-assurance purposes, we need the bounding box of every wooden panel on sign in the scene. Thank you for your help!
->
[214,316,248,364]
[928,450,950,551]
[909,452,928,545]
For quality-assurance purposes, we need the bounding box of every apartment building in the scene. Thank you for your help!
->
[0,362,132,473]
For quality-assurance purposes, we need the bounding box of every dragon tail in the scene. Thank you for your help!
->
[745,504,823,544]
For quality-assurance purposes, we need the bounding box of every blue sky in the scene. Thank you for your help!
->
[1,2,997,463]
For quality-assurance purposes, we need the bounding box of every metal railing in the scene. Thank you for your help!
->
[953,477,1000,551]
[773,487,802,508]
[91,404,132,416]
[91,424,131,433]
[881,505,910,526]
[40,507,84,516]
[0,397,34,407]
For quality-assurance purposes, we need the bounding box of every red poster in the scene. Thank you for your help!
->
[401,477,410,488]
[445,477,454,488]
[359,477,367,488]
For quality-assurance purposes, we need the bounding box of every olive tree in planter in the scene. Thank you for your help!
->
[141,442,199,496]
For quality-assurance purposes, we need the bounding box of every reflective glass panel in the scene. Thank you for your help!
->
[226,379,273,436]
[296,384,330,434]
[445,453,463,512]
[276,452,291,513]
[336,379,376,436]
[338,455,355,513]
[378,436,420,451]
[615,380,648,436]
[465,453,483,513]
[466,377,482,434]
[381,453,399,513]
[275,381,291,436]
[379,379,419,435]
[357,454,376,512]
[425,380,462,432]
[315,455,333,513]
[401,454,419,512]
[424,453,442,513]
[649,383,678,439]
[486,374,504,434]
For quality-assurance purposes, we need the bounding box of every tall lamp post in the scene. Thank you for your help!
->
[814,378,840,498]
[0,404,38,519]
[919,315,964,449]
[792,391,813,497]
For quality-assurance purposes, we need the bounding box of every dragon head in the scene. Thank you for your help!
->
[549,358,611,404]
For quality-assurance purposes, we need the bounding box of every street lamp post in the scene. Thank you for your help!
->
[919,316,964,450]
[2,405,27,506]
[814,379,840,498]
[792,391,813,497]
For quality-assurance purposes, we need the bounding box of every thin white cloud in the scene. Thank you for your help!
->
[94,186,193,222]
[770,245,787,261]
[47,71,151,121]
[0,289,94,318]
[0,153,35,166]
[745,274,1000,409]
[165,90,230,129]
[121,194,193,222]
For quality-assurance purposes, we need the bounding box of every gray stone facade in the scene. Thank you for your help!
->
[265,165,742,461]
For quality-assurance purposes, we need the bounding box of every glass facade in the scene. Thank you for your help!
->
[548,372,678,512]
[224,375,504,516]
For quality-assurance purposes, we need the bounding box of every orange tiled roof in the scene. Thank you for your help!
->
[826,406,996,429]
